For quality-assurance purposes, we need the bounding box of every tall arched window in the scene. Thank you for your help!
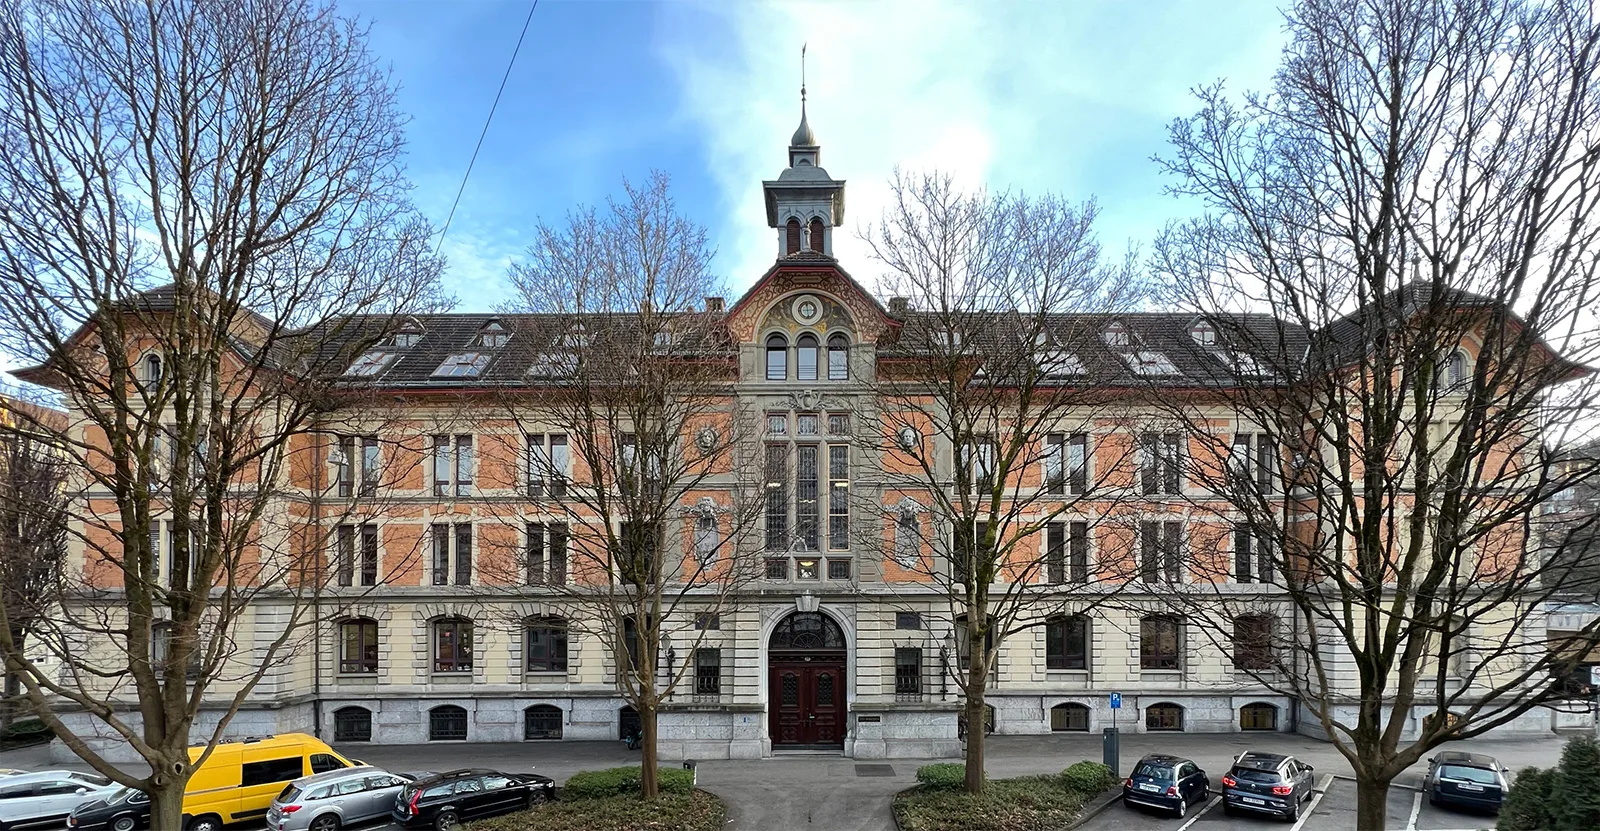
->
[338,618,378,674]
[141,354,163,386]
[428,705,468,741]
[785,219,802,255]
[524,705,563,740]
[333,706,372,742]
[808,218,825,252]
[796,334,819,381]
[766,334,789,381]
[1445,350,1468,389]
[827,333,849,380]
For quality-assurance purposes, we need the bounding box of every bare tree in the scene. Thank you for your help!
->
[491,173,764,799]
[861,170,1138,793]
[0,396,69,732]
[1153,0,1600,826]
[0,0,443,827]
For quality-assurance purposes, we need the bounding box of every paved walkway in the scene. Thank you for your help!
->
[0,733,1571,831]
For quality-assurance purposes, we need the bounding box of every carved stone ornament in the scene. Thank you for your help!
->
[891,497,926,519]
[896,426,920,450]
[786,389,845,411]
[684,496,727,520]
[694,426,719,454]
[795,592,821,614]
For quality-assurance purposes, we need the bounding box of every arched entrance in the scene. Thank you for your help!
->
[769,612,847,747]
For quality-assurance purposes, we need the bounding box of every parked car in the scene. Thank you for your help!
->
[391,769,555,830]
[1424,751,1508,813]
[1221,750,1317,821]
[180,732,357,831]
[0,770,117,831]
[65,786,150,831]
[267,767,422,831]
[1122,754,1210,818]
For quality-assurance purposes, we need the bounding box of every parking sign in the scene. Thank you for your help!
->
[1110,692,1122,709]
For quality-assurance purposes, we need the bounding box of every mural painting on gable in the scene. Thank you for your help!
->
[726,270,895,344]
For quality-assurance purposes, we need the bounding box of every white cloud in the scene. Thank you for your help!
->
[660,0,1284,295]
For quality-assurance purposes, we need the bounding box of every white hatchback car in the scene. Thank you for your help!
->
[0,770,117,830]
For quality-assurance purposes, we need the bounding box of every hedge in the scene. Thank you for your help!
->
[1060,761,1115,795]
[915,763,969,789]
[558,766,694,800]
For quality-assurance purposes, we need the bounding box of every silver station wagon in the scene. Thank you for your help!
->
[266,767,419,831]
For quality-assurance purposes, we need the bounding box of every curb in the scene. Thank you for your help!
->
[1328,773,1421,792]
[1063,788,1124,830]
[890,785,918,831]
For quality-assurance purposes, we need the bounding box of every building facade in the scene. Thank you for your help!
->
[36,108,1566,763]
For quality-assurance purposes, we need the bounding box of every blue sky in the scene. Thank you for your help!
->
[346,0,1289,310]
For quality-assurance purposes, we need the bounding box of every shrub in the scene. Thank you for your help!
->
[915,763,968,789]
[1498,767,1555,831]
[468,791,724,831]
[1060,761,1115,796]
[1554,736,1600,831]
[559,766,694,801]
[895,775,1087,831]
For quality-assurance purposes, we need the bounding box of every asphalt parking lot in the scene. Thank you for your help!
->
[1079,773,1498,831]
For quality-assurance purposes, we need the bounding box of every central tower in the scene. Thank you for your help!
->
[762,78,845,259]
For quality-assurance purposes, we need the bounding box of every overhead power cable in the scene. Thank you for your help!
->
[435,0,539,255]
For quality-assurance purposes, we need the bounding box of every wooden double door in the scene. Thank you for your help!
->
[769,654,845,746]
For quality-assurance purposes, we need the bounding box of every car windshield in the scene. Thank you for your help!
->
[276,784,301,803]
[1439,765,1498,785]
[1232,767,1281,783]
[1134,763,1173,780]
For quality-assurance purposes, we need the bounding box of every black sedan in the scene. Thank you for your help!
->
[1122,754,1210,819]
[1424,751,1508,813]
[392,769,555,830]
[65,787,150,831]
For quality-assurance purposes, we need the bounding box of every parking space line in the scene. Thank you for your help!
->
[1174,795,1221,831]
[1406,791,1423,831]
[1288,774,1336,831]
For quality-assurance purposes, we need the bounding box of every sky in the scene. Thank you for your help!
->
[343,0,1289,311]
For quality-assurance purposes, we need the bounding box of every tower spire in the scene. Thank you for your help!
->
[790,43,818,150]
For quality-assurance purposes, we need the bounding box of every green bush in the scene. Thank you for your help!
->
[1554,736,1600,830]
[1498,767,1556,831]
[915,763,968,789]
[466,791,724,831]
[558,766,693,801]
[895,775,1087,831]
[1060,761,1115,796]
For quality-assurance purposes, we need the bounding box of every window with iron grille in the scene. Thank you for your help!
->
[524,705,563,739]
[333,707,372,742]
[695,648,721,695]
[1051,703,1090,732]
[828,445,849,549]
[429,705,468,740]
[895,647,923,697]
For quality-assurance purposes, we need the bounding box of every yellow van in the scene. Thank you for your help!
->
[180,733,356,831]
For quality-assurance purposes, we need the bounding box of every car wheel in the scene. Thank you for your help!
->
[309,814,341,831]
[1175,796,1188,818]
[1285,799,1300,822]
[434,809,460,831]
[1224,802,1238,817]
[111,817,139,831]
[186,815,223,831]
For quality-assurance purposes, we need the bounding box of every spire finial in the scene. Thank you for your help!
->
[790,43,818,149]
[801,43,807,106]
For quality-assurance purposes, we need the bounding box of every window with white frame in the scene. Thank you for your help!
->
[474,319,511,348]
[695,648,722,696]
[959,440,996,495]
[615,521,660,584]
[1231,432,1276,493]
[433,352,491,377]
[1045,521,1089,584]
[430,523,472,586]
[432,435,474,497]
[1140,432,1182,495]
[527,434,568,497]
[335,435,380,497]
[344,350,395,377]
[1139,520,1183,583]
[1233,524,1274,584]
[525,522,568,585]
[764,412,849,562]
[334,523,378,587]
[1044,433,1088,495]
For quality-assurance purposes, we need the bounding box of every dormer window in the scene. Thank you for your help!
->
[528,352,577,378]
[808,218,825,253]
[389,317,425,348]
[559,325,589,350]
[434,352,490,378]
[1189,320,1215,346]
[1102,323,1130,348]
[474,319,510,348]
[1124,351,1179,376]
[653,331,673,350]
[1039,350,1085,377]
[785,219,802,256]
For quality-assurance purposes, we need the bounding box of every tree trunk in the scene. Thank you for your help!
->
[640,700,659,799]
[1,629,24,732]
[963,684,987,793]
[1354,773,1391,831]
[148,772,189,831]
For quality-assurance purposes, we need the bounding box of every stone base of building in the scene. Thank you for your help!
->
[848,703,963,759]
[1294,699,1556,741]
[49,701,317,765]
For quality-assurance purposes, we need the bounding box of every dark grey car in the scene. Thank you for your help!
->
[1221,751,1317,821]
[266,767,418,831]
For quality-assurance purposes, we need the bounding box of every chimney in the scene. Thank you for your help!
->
[888,296,910,316]
[705,296,725,314]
